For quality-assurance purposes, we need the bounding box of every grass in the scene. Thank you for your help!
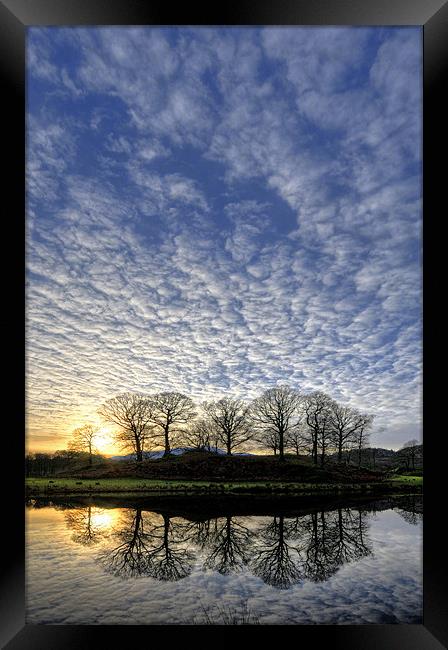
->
[389,475,423,485]
[189,601,260,625]
[25,476,422,496]
[33,452,391,485]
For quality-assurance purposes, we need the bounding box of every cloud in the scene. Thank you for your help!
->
[26,27,422,451]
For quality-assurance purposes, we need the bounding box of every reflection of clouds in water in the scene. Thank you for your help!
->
[26,507,422,625]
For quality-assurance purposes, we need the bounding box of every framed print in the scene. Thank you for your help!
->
[1,0,447,647]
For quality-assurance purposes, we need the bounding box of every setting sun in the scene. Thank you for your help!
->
[94,427,117,457]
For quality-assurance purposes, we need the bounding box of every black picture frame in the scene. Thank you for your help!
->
[2,0,446,647]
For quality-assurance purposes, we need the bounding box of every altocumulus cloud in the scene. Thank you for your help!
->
[26,27,422,450]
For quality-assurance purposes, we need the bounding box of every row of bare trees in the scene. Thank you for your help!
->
[74,386,374,466]
[25,449,106,476]
[97,392,196,462]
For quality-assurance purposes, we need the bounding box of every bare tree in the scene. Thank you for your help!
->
[257,427,281,456]
[250,386,301,461]
[179,417,217,452]
[203,398,253,455]
[329,404,370,463]
[352,415,374,467]
[68,424,99,466]
[400,439,420,471]
[287,426,311,457]
[98,393,154,462]
[149,392,197,457]
[302,392,335,466]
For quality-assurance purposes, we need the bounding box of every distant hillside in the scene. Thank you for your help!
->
[330,445,423,470]
[110,447,253,461]
[109,445,423,471]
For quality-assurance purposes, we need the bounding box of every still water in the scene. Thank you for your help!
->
[26,495,422,625]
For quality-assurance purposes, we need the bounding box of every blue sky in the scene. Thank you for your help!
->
[26,27,422,452]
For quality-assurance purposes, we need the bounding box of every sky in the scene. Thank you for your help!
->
[26,26,422,454]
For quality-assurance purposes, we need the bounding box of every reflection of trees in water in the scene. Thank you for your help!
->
[299,511,340,583]
[298,509,372,583]
[395,495,423,526]
[98,510,194,581]
[397,510,422,526]
[202,517,252,575]
[62,504,375,588]
[332,509,372,569]
[97,509,149,577]
[64,506,109,546]
[250,509,372,588]
[182,518,216,550]
[142,514,194,581]
[250,515,303,589]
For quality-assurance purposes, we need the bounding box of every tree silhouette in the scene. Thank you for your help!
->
[398,440,420,471]
[329,405,373,464]
[352,415,375,467]
[203,398,253,456]
[179,417,217,452]
[98,393,154,462]
[250,386,301,461]
[68,424,100,466]
[302,391,335,466]
[149,392,197,457]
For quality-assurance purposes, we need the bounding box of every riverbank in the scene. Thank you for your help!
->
[26,475,422,497]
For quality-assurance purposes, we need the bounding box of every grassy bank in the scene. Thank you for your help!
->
[389,475,423,485]
[37,452,392,484]
[26,476,422,497]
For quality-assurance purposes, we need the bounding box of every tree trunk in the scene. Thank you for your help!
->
[278,429,285,461]
[320,440,326,466]
[88,442,92,466]
[312,436,318,465]
[135,435,143,462]
[163,426,171,457]
[226,432,231,456]
[338,438,342,463]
